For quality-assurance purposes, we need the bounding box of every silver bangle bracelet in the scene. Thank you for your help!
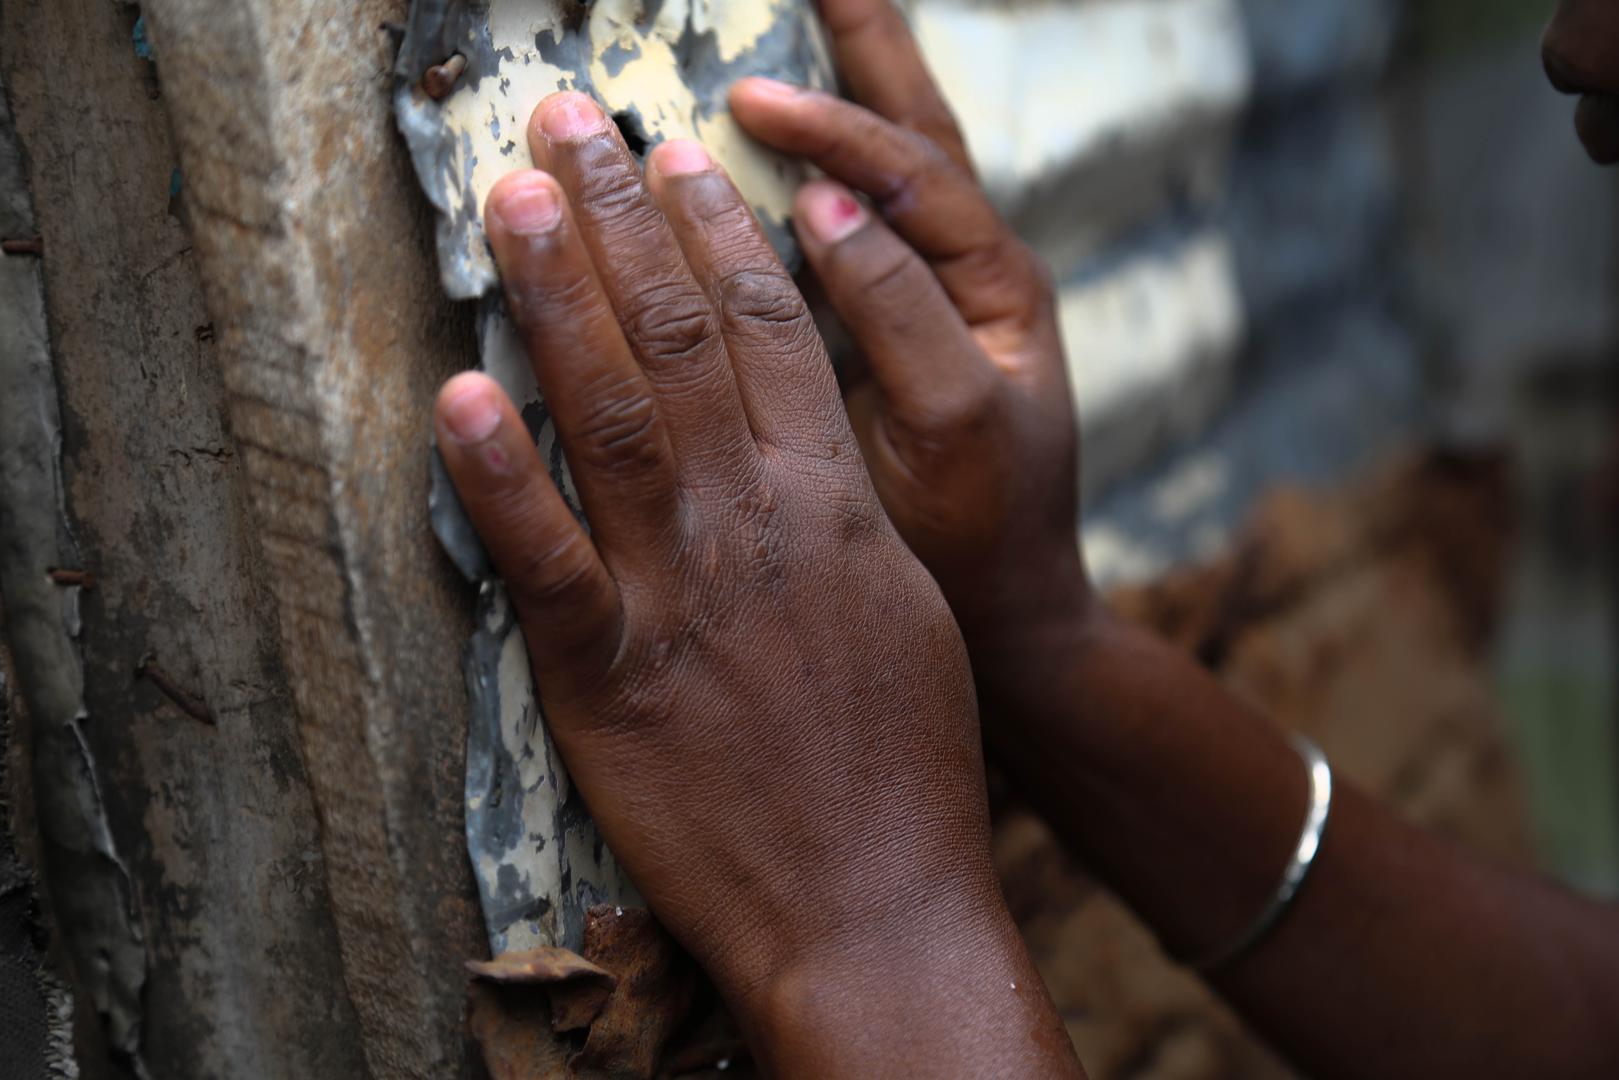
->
[1184,733,1332,974]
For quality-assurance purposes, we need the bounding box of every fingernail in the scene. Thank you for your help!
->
[654,139,713,176]
[442,382,502,445]
[540,93,609,140]
[799,182,868,245]
[491,178,561,235]
[740,77,799,101]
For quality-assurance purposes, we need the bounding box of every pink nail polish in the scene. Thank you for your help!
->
[481,443,510,473]
[801,183,868,245]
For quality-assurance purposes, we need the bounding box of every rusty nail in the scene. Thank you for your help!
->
[423,53,467,100]
[137,654,216,725]
[48,568,96,589]
[2,237,43,256]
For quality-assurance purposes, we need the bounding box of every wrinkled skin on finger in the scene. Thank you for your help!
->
[435,88,1083,1078]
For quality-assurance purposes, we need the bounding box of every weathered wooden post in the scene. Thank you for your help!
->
[4,0,485,1073]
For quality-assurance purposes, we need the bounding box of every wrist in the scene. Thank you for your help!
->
[957,559,1115,713]
[707,860,1006,1018]
[732,890,1068,1077]
[950,542,1097,653]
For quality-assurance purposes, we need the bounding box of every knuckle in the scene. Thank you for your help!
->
[622,284,721,368]
[909,378,1008,447]
[856,243,929,309]
[570,152,651,218]
[509,528,600,608]
[685,182,755,236]
[942,233,1056,325]
[937,381,1008,436]
[912,131,960,179]
[1022,241,1056,296]
[1011,242,1059,324]
[961,238,1040,298]
[875,128,959,213]
[779,442,886,540]
[568,160,687,261]
[573,377,666,473]
[1003,237,1053,302]
[718,268,809,328]
[505,262,598,327]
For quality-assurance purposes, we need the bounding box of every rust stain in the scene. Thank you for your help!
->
[467,980,573,1080]
[466,946,616,987]
[2,235,43,255]
[572,906,704,1078]
[48,567,96,588]
[466,945,618,1033]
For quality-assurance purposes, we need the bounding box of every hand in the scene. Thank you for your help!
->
[730,0,1093,664]
[435,92,1082,1076]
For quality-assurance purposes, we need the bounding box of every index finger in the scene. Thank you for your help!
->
[817,0,974,174]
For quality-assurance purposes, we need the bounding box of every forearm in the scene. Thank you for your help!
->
[974,601,1619,1079]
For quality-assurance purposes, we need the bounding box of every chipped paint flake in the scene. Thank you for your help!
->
[398,0,830,301]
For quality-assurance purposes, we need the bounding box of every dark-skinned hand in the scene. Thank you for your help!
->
[433,89,1084,1076]
[731,0,1093,685]
[721,9,1619,1080]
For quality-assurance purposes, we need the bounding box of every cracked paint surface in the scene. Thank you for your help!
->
[397,0,829,299]
[394,0,832,956]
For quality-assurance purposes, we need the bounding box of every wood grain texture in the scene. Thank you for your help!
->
[126,0,489,1074]
[0,1,397,1075]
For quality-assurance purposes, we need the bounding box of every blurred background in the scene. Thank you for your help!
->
[906,0,1619,1074]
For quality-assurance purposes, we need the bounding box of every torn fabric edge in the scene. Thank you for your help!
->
[0,82,148,1073]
